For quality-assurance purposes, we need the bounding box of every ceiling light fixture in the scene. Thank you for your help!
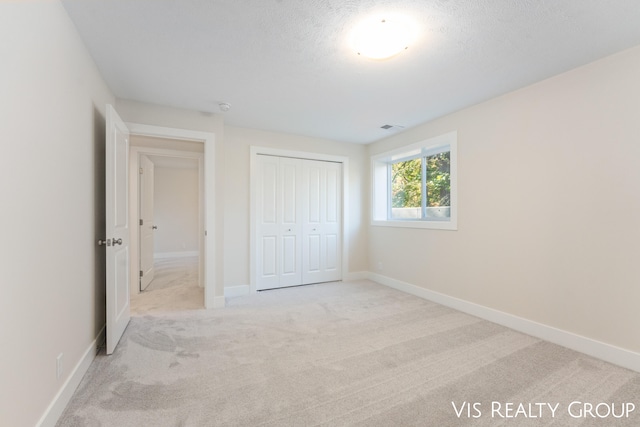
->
[218,102,231,112]
[352,17,413,60]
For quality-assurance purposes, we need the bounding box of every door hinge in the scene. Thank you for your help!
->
[139,270,143,278]
[140,219,143,226]
[139,167,143,174]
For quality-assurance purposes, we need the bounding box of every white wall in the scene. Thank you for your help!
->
[154,166,200,255]
[0,2,114,426]
[368,45,640,355]
[223,126,368,289]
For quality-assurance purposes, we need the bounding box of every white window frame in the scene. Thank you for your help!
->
[371,131,457,230]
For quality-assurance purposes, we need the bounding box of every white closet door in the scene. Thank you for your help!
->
[255,155,302,290]
[279,157,303,287]
[302,160,342,284]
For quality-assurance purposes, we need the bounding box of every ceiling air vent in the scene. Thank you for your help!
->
[380,124,405,132]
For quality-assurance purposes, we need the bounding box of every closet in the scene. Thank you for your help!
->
[255,154,342,290]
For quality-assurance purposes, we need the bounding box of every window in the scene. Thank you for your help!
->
[372,131,457,230]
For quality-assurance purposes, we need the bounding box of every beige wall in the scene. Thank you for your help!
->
[154,166,200,254]
[0,1,115,425]
[131,134,205,153]
[367,45,640,354]
[223,126,369,288]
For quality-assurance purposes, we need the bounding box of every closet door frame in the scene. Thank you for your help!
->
[250,146,350,293]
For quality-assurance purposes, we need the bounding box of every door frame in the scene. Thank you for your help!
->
[126,123,219,308]
[249,146,350,293]
[130,146,204,293]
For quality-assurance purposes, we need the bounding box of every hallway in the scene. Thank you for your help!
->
[131,256,203,315]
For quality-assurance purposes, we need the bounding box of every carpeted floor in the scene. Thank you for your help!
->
[145,257,199,292]
[131,256,204,315]
[57,280,640,426]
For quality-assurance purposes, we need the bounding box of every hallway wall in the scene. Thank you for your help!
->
[154,165,200,256]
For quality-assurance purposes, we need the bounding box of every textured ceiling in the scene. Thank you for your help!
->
[61,0,640,144]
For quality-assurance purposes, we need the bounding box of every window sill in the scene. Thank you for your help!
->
[371,220,457,230]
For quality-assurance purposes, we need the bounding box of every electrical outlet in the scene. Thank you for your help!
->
[377,261,383,271]
[56,353,63,379]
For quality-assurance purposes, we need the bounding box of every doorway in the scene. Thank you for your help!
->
[128,134,207,313]
[141,154,201,296]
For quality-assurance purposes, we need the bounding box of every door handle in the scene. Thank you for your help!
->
[98,239,110,246]
[152,226,158,230]
[113,238,123,246]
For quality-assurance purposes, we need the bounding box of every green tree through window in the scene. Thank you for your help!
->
[426,152,450,207]
[390,151,450,217]
[391,158,421,208]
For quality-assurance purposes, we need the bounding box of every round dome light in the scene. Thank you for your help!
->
[352,18,412,60]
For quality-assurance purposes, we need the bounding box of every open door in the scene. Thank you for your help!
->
[104,104,131,355]
[139,154,155,290]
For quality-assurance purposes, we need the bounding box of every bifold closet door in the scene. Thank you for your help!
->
[302,160,342,284]
[256,155,303,290]
[255,155,342,291]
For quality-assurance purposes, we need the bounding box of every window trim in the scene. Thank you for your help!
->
[371,131,457,230]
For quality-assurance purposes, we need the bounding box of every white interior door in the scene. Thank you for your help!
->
[139,155,155,290]
[105,104,131,355]
[302,160,342,284]
[255,155,302,290]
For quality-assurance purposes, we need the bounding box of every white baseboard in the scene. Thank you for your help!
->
[343,271,369,281]
[225,285,250,298]
[37,326,106,427]
[367,272,640,373]
[154,251,199,259]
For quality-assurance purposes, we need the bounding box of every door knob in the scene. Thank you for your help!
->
[98,239,110,246]
[113,238,123,245]
[152,226,158,230]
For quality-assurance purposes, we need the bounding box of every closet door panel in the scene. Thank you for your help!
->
[262,237,277,277]
[325,234,338,271]
[302,160,342,284]
[256,155,303,290]
[256,156,280,290]
[322,161,341,281]
[278,157,303,287]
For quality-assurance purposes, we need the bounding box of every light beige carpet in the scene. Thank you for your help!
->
[145,257,199,292]
[57,281,640,426]
[131,256,203,315]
